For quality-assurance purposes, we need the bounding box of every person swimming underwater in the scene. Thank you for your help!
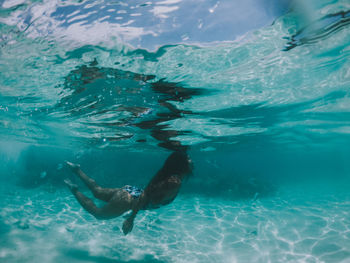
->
[63,151,192,235]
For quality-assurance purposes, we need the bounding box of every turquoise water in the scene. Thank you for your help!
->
[1,0,350,262]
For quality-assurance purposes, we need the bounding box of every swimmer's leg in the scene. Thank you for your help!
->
[65,161,116,202]
[64,179,132,220]
[64,179,105,219]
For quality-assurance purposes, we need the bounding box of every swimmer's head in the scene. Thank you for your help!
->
[163,151,193,177]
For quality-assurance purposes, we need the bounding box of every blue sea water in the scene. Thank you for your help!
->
[1,0,350,262]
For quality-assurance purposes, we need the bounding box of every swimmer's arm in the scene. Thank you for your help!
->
[122,211,137,235]
[122,192,147,235]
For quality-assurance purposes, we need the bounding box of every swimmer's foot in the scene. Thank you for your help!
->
[64,179,78,193]
[65,161,81,173]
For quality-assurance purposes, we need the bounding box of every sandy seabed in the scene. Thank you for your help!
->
[1,182,350,263]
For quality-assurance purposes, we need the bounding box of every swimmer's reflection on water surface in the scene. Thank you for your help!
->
[62,64,198,234]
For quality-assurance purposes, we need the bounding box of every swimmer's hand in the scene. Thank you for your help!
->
[122,217,134,235]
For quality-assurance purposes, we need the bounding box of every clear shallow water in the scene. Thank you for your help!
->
[1,0,350,262]
[2,182,350,262]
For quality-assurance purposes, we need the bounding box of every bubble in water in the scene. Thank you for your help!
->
[40,171,47,179]
[57,163,63,170]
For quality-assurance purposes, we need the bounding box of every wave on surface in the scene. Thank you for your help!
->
[1,0,350,150]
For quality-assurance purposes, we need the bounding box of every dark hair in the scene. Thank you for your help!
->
[162,151,193,177]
